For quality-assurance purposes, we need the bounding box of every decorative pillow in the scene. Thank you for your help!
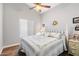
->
[36,31,46,36]
[36,32,61,39]
[44,32,50,37]
[54,33,61,39]
[49,32,61,39]
[36,32,42,36]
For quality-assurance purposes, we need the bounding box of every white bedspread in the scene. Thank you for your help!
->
[21,35,67,56]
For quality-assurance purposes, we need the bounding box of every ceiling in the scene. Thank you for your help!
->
[26,3,60,14]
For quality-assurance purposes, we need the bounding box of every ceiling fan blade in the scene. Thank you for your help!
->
[30,6,36,9]
[34,3,41,5]
[41,5,51,8]
[34,3,51,8]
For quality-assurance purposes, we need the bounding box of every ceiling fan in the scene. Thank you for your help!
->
[30,3,51,12]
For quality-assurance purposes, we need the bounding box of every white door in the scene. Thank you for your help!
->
[19,19,28,38]
[28,20,34,35]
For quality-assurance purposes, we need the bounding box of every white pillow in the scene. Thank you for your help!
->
[36,32,42,36]
[49,32,61,39]
[48,32,56,37]
[54,33,61,39]
[44,32,50,37]
[36,32,46,36]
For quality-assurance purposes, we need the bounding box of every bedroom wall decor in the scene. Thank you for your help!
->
[73,17,79,23]
[73,17,79,31]
[52,20,58,26]
[75,24,79,31]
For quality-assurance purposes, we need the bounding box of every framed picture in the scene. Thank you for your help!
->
[75,25,79,31]
[73,17,79,23]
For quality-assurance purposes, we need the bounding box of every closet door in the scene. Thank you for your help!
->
[19,19,28,38]
[28,20,34,35]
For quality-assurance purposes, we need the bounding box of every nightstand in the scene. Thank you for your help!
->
[68,39,79,56]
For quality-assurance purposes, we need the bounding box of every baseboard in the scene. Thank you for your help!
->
[3,43,20,49]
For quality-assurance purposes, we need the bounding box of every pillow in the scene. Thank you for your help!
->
[36,32,42,36]
[54,33,61,39]
[49,32,61,39]
[44,32,50,37]
[48,32,56,37]
[36,32,46,36]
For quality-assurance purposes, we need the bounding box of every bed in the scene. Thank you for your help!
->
[20,31,67,56]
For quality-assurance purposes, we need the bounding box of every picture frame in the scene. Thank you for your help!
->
[73,17,79,23]
[75,25,79,31]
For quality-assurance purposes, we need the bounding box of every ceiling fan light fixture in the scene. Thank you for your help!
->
[35,5,42,12]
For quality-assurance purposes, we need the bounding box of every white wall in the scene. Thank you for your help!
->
[0,3,3,51]
[41,3,79,34]
[4,3,79,47]
[3,3,41,46]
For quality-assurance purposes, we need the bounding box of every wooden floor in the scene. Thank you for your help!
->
[1,45,19,56]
